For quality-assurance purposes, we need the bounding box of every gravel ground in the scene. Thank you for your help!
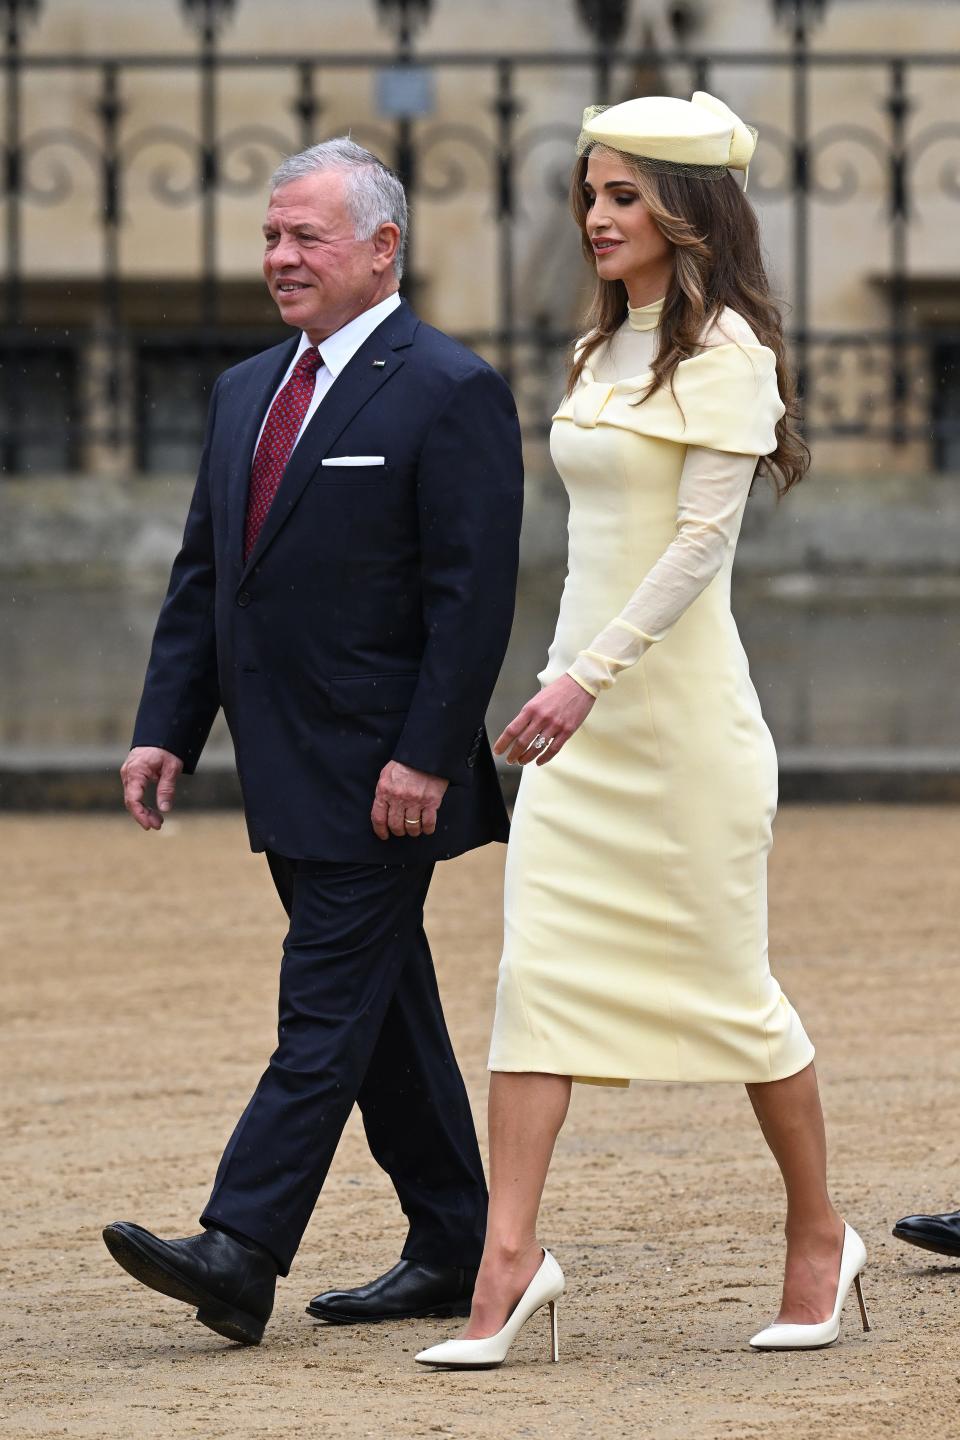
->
[2,808,959,1440]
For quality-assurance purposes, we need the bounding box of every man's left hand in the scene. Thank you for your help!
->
[371,761,450,840]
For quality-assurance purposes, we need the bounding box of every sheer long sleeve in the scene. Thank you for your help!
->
[566,444,758,698]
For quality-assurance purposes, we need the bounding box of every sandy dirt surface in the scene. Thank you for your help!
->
[2,808,960,1440]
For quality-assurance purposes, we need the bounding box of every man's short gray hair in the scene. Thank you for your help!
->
[270,138,408,281]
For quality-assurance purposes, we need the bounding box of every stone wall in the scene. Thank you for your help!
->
[4,466,959,584]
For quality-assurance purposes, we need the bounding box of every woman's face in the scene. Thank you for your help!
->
[582,149,672,294]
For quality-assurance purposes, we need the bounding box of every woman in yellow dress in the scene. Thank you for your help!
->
[416,92,869,1369]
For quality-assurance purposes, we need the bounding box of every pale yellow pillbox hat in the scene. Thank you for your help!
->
[578,91,757,177]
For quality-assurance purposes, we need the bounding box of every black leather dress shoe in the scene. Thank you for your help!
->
[306,1259,477,1324]
[892,1207,960,1258]
[102,1221,277,1344]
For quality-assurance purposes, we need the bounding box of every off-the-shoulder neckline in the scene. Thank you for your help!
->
[579,339,775,389]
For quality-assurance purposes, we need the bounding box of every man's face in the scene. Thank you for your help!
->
[262,171,385,342]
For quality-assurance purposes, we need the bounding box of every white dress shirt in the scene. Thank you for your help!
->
[254,291,402,457]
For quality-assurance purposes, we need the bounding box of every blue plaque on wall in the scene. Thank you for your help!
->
[375,66,436,119]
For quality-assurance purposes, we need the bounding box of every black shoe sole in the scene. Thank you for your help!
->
[892,1225,960,1259]
[102,1225,265,1345]
[305,1299,472,1326]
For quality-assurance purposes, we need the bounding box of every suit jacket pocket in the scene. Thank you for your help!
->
[321,456,386,467]
[327,671,420,715]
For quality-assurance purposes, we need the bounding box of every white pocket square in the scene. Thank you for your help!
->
[321,455,386,467]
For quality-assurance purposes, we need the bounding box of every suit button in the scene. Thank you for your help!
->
[236,591,251,608]
[466,754,476,768]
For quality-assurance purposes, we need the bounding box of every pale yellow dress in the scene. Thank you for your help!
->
[488,299,814,1086]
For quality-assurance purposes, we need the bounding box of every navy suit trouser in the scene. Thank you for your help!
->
[200,853,488,1275]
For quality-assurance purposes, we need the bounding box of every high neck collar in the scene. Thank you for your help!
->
[627,297,665,333]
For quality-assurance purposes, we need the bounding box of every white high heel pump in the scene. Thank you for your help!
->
[415,1249,564,1369]
[749,1221,870,1350]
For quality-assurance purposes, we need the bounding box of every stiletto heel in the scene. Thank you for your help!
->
[415,1250,565,1370]
[749,1222,869,1351]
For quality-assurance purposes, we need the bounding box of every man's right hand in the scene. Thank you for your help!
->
[121,746,184,831]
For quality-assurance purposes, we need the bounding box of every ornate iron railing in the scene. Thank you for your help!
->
[2,0,960,473]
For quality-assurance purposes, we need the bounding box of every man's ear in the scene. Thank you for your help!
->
[371,222,401,274]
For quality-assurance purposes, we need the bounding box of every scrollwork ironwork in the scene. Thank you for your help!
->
[217,125,296,196]
[908,121,960,205]
[414,124,498,202]
[3,27,960,469]
[180,0,236,42]
[804,337,934,440]
[734,122,793,201]
[19,128,102,206]
[806,123,889,206]
[513,124,582,206]
[374,0,433,46]
[119,126,203,206]
[2,0,42,46]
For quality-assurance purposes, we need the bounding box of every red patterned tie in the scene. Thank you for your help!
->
[244,346,322,560]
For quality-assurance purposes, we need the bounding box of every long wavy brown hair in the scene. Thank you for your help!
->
[567,147,809,497]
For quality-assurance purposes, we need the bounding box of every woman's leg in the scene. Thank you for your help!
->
[463,1071,572,1338]
[746,1060,846,1324]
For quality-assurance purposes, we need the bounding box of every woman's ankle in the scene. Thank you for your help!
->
[783,1207,844,1246]
[482,1236,542,1269]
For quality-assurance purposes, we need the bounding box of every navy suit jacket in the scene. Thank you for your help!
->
[132,300,524,863]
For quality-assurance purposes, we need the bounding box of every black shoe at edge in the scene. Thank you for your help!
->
[306,1258,477,1325]
[102,1220,277,1344]
[892,1208,960,1259]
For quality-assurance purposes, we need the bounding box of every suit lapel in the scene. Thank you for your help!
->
[239,302,418,580]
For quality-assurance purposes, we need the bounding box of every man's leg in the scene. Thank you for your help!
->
[355,923,487,1270]
[100,852,303,1344]
[201,858,436,1274]
[260,851,486,1266]
[265,848,296,917]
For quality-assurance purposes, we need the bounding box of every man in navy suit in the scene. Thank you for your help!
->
[103,138,523,1346]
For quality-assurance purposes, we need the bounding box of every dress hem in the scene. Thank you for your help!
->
[488,1041,815,1089]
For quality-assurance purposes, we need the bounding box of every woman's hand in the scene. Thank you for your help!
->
[494,674,596,766]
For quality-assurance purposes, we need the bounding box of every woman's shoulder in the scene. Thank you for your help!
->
[572,332,594,363]
[696,306,761,352]
[571,328,625,381]
[572,325,619,361]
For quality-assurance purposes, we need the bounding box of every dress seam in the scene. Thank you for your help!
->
[628,407,682,1084]
[639,654,683,1083]
[499,773,544,1054]
[759,831,775,1082]
[738,637,774,1082]
[742,624,778,1084]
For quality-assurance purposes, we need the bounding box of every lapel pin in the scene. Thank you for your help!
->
[372,359,386,368]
